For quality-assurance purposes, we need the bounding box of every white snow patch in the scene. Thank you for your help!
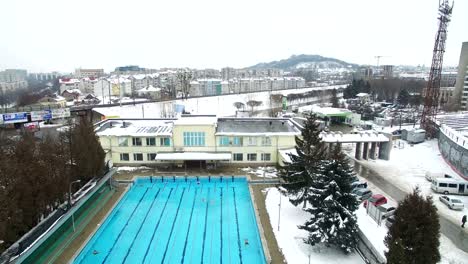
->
[241,166,278,178]
[116,166,152,172]
[265,188,364,264]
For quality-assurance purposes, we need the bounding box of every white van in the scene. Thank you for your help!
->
[425,172,453,182]
[431,178,468,195]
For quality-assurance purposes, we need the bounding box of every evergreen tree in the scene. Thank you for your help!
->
[385,188,440,264]
[299,144,359,253]
[280,113,327,206]
[331,89,339,108]
[397,89,410,107]
[71,118,106,183]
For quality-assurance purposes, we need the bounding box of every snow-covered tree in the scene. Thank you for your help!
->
[299,144,359,253]
[385,188,440,263]
[280,113,326,207]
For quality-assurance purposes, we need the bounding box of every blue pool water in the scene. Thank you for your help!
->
[74,176,266,264]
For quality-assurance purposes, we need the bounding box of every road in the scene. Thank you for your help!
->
[353,160,468,253]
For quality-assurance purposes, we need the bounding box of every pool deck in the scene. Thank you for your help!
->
[56,167,286,263]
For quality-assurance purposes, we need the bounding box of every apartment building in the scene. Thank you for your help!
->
[74,68,104,78]
[95,116,300,167]
[0,69,28,91]
[453,42,468,109]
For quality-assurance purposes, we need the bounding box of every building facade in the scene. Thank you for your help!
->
[74,68,104,78]
[453,42,468,110]
[0,69,28,91]
[95,116,300,167]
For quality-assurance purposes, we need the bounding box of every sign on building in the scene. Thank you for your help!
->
[3,112,28,124]
[31,110,52,121]
[51,108,71,119]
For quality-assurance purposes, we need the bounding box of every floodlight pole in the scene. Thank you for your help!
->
[69,180,81,232]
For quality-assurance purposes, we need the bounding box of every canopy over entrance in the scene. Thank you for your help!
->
[155,152,231,161]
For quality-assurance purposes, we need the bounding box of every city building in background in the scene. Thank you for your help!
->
[453,42,468,109]
[74,68,104,78]
[0,69,28,91]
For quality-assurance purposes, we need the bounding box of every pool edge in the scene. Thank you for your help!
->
[248,184,272,264]
[69,184,131,264]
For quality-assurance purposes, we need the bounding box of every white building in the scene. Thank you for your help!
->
[59,78,81,94]
[74,68,104,78]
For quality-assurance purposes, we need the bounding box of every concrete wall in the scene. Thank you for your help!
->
[439,130,468,178]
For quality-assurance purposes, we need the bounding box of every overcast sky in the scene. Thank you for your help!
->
[1,0,467,73]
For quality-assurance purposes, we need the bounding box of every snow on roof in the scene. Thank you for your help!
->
[95,120,174,137]
[300,105,352,117]
[320,131,390,143]
[137,85,161,93]
[63,89,82,95]
[59,78,80,84]
[155,152,231,161]
[356,93,369,97]
[174,115,218,126]
[216,118,301,135]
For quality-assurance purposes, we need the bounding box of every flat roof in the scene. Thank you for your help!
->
[95,120,173,137]
[155,152,231,161]
[216,118,301,136]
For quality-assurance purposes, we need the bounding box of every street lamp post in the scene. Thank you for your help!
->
[69,180,81,232]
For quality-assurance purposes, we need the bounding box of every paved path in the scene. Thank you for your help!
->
[352,160,468,253]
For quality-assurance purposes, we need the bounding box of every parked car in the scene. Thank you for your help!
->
[378,203,396,219]
[352,188,372,201]
[351,181,368,190]
[385,215,396,228]
[364,194,387,208]
[439,195,465,210]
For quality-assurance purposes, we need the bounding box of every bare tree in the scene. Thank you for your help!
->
[177,70,192,100]
[246,100,263,116]
[233,102,245,111]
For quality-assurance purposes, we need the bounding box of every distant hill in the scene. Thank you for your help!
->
[248,54,358,70]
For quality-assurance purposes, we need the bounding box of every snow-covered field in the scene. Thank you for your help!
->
[347,139,468,232]
[265,188,364,264]
[94,85,344,118]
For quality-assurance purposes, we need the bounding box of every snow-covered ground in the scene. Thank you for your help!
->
[266,184,468,264]
[355,182,468,264]
[241,166,278,178]
[345,139,468,232]
[116,166,152,172]
[93,85,344,119]
[265,188,364,264]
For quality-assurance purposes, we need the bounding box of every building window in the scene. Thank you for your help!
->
[219,136,230,146]
[261,153,271,161]
[233,153,243,161]
[247,137,257,146]
[132,137,142,146]
[118,137,128,147]
[147,153,157,161]
[247,153,257,161]
[261,137,271,146]
[146,137,156,146]
[120,153,129,161]
[183,132,205,146]
[160,137,171,146]
[232,137,242,146]
[133,153,143,161]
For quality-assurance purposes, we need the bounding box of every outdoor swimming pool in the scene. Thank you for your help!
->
[74,176,266,263]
